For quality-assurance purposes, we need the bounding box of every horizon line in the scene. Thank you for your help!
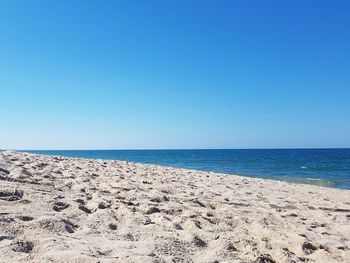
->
[14,147,350,151]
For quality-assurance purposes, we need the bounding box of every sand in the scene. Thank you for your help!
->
[0,150,349,263]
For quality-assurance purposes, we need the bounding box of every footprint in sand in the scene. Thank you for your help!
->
[17,216,34,221]
[108,223,117,230]
[52,201,70,212]
[12,241,34,253]
[62,219,78,233]
[255,254,276,263]
[193,236,207,247]
[0,235,14,242]
[78,204,92,214]
[0,189,23,201]
[302,242,318,255]
[145,206,160,215]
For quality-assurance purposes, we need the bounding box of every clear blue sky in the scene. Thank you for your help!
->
[0,1,349,149]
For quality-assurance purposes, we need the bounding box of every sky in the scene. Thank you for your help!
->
[0,1,349,150]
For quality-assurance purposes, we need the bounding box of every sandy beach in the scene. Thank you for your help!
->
[0,150,349,263]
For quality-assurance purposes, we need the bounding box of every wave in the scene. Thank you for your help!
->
[292,177,334,187]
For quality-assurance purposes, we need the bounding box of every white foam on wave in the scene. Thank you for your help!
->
[306,178,323,181]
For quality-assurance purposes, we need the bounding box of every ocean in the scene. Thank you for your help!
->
[23,149,350,190]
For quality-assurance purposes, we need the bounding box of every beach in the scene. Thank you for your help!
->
[0,150,349,263]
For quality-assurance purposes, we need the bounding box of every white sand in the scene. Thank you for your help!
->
[0,150,349,263]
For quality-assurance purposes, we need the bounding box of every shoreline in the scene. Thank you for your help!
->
[20,150,349,191]
[0,150,349,262]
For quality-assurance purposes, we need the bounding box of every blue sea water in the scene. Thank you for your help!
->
[23,149,350,190]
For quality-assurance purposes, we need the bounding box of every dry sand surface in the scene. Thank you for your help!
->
[0,151,349,263]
